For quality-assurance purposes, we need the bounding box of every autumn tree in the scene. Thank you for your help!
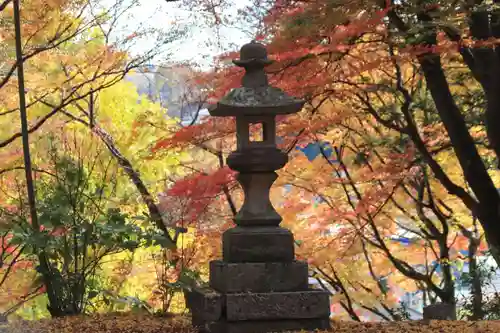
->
[242,0,500,265]
[0,102,187,318]
[0,0,181,188]
[150,0,500,319]
[0,0,188,317]
[0,0,151,233]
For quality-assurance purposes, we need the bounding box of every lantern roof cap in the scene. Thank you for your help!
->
[233,40,274,67]
[209,41,305,117]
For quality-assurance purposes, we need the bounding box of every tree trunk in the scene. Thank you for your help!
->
[84,124,177,250]
[415,14,500,268]
[385,0,500,269]
[466,227,484,320]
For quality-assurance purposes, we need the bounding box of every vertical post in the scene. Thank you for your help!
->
[13,0,39,230]
[13,0,60,314]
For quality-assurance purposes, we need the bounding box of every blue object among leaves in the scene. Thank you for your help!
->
[296,141,337,162]
[397,237,411,245]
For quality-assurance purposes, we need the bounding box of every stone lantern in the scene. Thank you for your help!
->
[186,41,331,333]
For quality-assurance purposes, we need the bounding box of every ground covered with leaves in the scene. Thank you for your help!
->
[1,314,500,333]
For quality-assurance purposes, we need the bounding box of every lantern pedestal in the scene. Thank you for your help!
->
[186,41,330,333]
[186,225,331,333]
[209,260,309,293]
[223,226,294,262]
[187,287,330,333]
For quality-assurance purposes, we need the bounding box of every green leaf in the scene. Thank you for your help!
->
[87,290,99,299]
[123,240,139,250]
[151,234,172,248]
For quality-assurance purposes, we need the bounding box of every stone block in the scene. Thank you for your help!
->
[227,148,288,174]
[210,260,308,293]
[184,287,223,325]
[423,303,456,320]
[233,172,283,227]
[225,289,330,321]
[204,317,331,333]
[223,226,294,262]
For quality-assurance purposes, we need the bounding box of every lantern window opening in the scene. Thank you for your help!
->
[249,122,265,142]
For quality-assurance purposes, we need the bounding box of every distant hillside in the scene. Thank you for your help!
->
[125,65,208,124]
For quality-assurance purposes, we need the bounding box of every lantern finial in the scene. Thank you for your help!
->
[233,41,273,88]
[209,41,304,117]
[233,41,273,67]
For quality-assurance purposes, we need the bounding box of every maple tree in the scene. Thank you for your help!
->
[152,0,500,319]
[4,0,500,323]
[0,208,40,319]
[280,137,493,318]
[0,0,190,318]
[0,0,182,187]
[160,88,494,319]
[249,0,500,265]
[0,80,198,317]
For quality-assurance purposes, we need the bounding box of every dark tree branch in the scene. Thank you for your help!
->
[0,0,10,11]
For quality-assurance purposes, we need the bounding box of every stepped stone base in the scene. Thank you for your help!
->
[187,225,330,333]
[186,287,223,324]
[223,226,295,263]
[210,260,308,293]
[186,286,330,333]
[225,289,330,321]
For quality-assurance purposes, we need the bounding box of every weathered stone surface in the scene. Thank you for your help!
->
[184,287,223,325]
[216,86,305,114]
[210,260,308,293]
[227,149,288,173]
[423,303,456,320]
[209,42,305,118]
[225,289,330,321]
[201,317,331,333]
[232,172,282,226]
[223,226,294,262]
